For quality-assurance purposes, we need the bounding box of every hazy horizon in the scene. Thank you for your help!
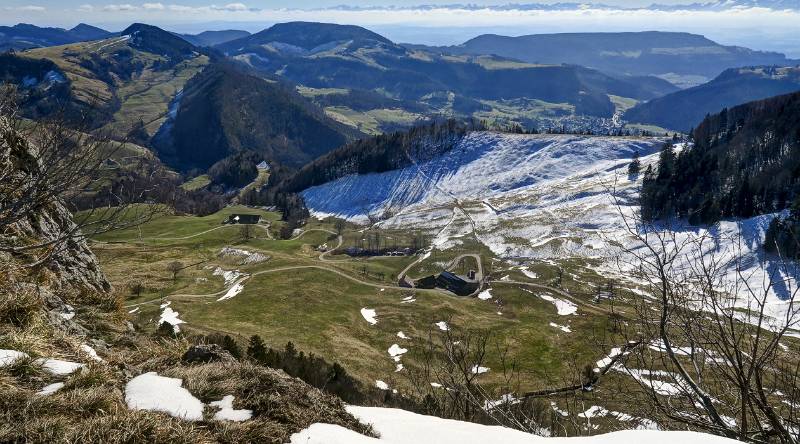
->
[3,1,800,56]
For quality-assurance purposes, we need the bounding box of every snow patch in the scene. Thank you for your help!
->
[397,331,410,339]
[435,321,449,331]
[37,382,65,396]
[549,322,572,333]
[209,395,252,422]
[361,308,378,325]
[388,344,408,358]
[0,349,28,367]
[125,372,204,421]
[218,282,245,301]
[158,305,185,332]
[375,380,389,390]
[37,358,84,375]
[290,405,738,444]
[477,289,492,300]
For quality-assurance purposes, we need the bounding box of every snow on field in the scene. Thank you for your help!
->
[37,382,64,396]
[549,322,572,333]
[218,247,269,264]
[435,321,449,331]
[218,282,244,301]
[158,304,185,332]
[471,365,490,374]
[289,406,739,444]
[388,344,408,359]
[539,294,577,316]
[80,344,103,362]
[302,131,799,325]
[128,307,140,314]
[37,358,84,375]
[125,372,204,421]
[361,308,378,325]
[209,395,252,421]
[477,289,492,300]
[397,331,410,339]
[0,349,28,367]
[375,380,389,390]
[212,267,246,286]
[303,133,661,224]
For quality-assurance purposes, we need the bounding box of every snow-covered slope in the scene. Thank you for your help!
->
[302,131,799,328]
[290,406,738,444]
[302,132,663,223]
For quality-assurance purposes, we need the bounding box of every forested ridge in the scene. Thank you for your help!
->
[640,91,800,256]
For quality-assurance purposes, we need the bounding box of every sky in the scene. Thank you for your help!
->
[3,1,800,56]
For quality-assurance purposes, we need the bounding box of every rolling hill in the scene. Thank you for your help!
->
[624,66,800,131]
[154,63,359,171]
[179,29,250,47]
[420,31,798,88]
[0,23,112,51]
[218,22,678,133]
[18,23,210,141]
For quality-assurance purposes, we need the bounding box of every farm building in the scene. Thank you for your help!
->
[436,271,477,295]
[225,214,261,225]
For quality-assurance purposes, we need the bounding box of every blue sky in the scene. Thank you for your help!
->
[3,1,800,55]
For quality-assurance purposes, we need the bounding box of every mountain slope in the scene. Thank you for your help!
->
[180,29,250,47]
[623,66,800,131]
[0,23,113,51]
[156,63,357,171]
[426,31,797,87]
[19,24,209,140]
[220,22,677,131]
[217,21,392,52]
[640,90,800,224]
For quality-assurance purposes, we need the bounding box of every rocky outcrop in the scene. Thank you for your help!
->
[0,114,110,296]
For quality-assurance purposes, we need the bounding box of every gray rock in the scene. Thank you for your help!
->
[182,344,237,364]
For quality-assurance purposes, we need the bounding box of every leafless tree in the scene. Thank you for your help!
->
[609,179,800,443]
[166,261,184,281]
[0,85,161,267]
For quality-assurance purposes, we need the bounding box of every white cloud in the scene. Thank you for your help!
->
[12,5,46,12]
[143,2,165,10]
[211,3,250,12]
[76,4,94,12]
[102,3,138,11]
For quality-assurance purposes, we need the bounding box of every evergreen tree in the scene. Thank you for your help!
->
[628,150,641,177]
[247,335,267,362]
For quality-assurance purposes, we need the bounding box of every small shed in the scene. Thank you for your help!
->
[226,214,261,225]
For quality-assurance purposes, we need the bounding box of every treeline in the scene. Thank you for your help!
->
[208,151,259,188]
[640,91,800,227]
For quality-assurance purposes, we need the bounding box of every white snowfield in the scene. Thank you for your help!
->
[289,406,739,444]
[302,131,799,330]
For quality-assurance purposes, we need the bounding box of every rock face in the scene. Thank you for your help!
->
[0,115,111,296]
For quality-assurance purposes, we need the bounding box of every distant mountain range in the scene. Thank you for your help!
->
[624,66,800,131]
[178,30,250,47]
[414,31,798,87]
[217,22,677,130]
[0,23,112,51]
[325,1,800,11]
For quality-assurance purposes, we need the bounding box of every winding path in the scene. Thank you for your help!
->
[124,264,442,308]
